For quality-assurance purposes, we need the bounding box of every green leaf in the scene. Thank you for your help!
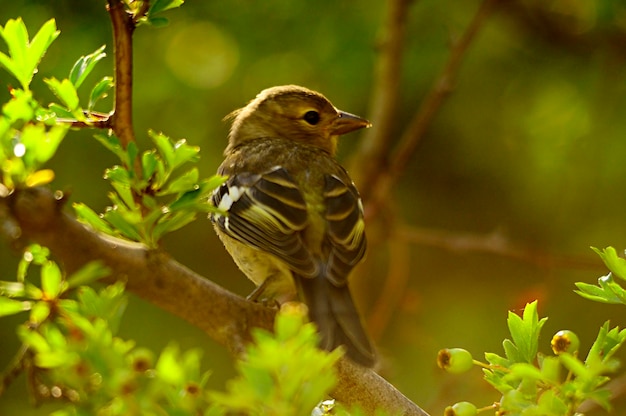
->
[73,202,115,234]
[0,296,31,317]
[69,45,106,89]
[158,167,199,195]
[153,211,197,240]
[45,77,80,111]
[147,16,171,27]
[0,18,59,89]
[48,103,74,119]
[171,138,200,170]
[17,325,50,352]
[67,261,110,289]
[103,208,142,241]
[35,351,78,369]
[0,280,25,297]
[95,133,127,162]
[507,301,547,363]
[20,123,68,166]
[41,260,64,299]
[29,301,51,323]
[149,0,185,16]
[559,352,591,380]
[593,247,626,280]
[150,130,175,169]
[88,76,113,111]
[104,165,132,186]
[141,150,159,180]
[157,343,185,385]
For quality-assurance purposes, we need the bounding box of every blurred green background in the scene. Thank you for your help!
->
[2,0,626,414]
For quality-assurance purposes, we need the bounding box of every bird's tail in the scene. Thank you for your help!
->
[296,274,376,367]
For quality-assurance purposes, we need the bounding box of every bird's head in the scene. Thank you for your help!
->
[226,85,371,155]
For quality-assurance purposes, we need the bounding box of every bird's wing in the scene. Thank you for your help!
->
[322,173,367,287]
[211,166,319,276]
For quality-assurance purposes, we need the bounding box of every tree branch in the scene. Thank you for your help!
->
[350,0,412,194]
[0,187,430,416]
[106,0,136,148]
[363,0,502,217]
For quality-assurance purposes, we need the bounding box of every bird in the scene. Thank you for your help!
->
[210,85,376,367]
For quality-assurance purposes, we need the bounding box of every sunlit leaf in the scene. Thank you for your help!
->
[0,296,31,317]
[45,77,80,111]
[74,202,115,234]
[41,260,64,299]
[88,76,113,111]
[157,167,198,195]
[149,0,185,16]
[25,169,55,187]
[69,44,106,88]
[0,280,25,297]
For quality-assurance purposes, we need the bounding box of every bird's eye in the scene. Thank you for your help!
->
[303,110,320,125]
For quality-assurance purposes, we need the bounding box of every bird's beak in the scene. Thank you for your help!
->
[331,110,372,135]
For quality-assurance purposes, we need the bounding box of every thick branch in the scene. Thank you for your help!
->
[1,188,430,416]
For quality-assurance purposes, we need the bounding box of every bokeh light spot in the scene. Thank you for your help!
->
[165,21,239,89]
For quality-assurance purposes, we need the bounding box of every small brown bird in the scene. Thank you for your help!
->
[210,85,376,367]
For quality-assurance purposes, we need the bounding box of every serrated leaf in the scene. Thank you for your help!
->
[141,150,159,180]
[507,301,547,363]
[103,208,142,241]
[104,165,132,186]
[0,296,31,317]
[88,76,113,111]
[25,19,59,85]
[171,139,200,170]
[150,130,175,169]
[593,246,626,280]
[73,202,115,234]
[158,167,198,195]
[45,77,80,111]
[110,181,137,211]
[503,338,521,363]
[0,18,59,89]
[69,45,106,89]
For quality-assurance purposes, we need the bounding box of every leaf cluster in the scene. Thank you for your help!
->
[74,130,225,248]
[0,249,347,415]
[444,299,626,415]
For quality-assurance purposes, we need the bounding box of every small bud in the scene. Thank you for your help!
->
[551,330,580,355]
[444,401,478,416]
[437,348,474,374]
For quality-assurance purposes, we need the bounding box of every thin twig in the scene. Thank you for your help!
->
[365,0,502,217]
[106,0,136,148]
[350,0,413,195]
[397,225,603,271]
[0,344,29,396]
